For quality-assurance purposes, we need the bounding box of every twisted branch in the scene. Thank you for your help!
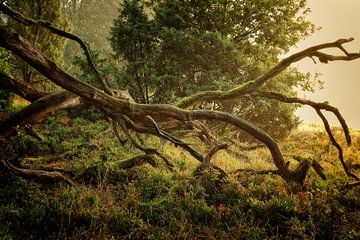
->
[252,90,351,145]
[177,38,360,108]
[1,12,359,184]
[250,90,357,180]
[1,158,74,185]
[116,118,174,170]
[316,109,359,180]
[0,71,46,101]
[0,3,112,95]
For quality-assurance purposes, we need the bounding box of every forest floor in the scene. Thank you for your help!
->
[1,110,360,240]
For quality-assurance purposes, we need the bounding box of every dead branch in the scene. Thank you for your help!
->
[176,38,360,109]
[74,154,157,184]
[111,120,127,146]
[0,71,46,101]
[252,90,351,145]
[251,90,357,180]
[21,128,112,165]
[118,154,157,170]
[0,3,112,95]
[0,90,85,137]
[233,156,327,183]
[312,160,327,180]
[204,144,228,163]
[0,27,313,182]
[116,118,174,170]
[1,15,359,184]
[316,109,359,180]
[292,155,327,180]
[119,114,227,175]
[1,158,74,185]
[232,168,309,190]
[118,114,203,161]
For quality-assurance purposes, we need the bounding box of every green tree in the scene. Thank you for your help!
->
[62,0,121,65]
[0,49,13,111]
[110,0,315,139]
[5,0,66,92]
[0,15,13,111]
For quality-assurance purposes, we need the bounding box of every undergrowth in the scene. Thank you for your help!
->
[1,112,360,239]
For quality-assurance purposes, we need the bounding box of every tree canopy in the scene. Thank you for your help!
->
[109,0,315,139]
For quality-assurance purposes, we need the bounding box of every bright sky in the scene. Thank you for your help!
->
[292,0,360,129]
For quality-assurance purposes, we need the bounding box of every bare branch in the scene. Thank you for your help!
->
[252,90,357,180]
[176,38,360,109]
[1,159,74,185]
[118,114,204,161]
[0,3,112,95]
[311,51,360,63]
[116,118,174,170]
[204,144,228,163]
[0,90,85,137]
[252,90,351,145]
[312,160,327,180]
[118,114,228,176]
[118,154,157,170]
[0,72,46,101]
[111,120,127,146]
[1,26,355,184]
[315,109,359,181]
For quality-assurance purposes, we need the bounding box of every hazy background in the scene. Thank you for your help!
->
[292,0,360,129]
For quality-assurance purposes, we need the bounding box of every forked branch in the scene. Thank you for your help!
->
[177,38,360,109]
[252,90,351,145]
[0,71,46,102]
[316,109,359,180]
[251,90,358,180]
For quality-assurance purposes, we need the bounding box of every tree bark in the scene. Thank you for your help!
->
[0,71,46,102]
[0,90,84,137]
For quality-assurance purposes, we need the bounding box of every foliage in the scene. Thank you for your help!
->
[4,0,66,92]
[1,115,360,239]
[110,0,315,139]
[61,0,121,66]
[0,48,13,111]
[72,48,118,89]
[0,14,14,111]
[1,1,360,239]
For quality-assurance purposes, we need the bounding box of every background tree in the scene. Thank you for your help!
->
[2,0,66,92]
[0,49,13,111]
[61,0,121,67]
[110,0,315,140]
[0,15,13,112]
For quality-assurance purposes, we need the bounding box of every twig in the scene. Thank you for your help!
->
[116,118,174,170]
[177,38,360,108]
[316,109,358,180]
[1,159,75,185]
[204,144,228,163]
[252,90,351,145]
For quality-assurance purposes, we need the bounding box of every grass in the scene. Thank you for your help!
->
[1,113,360,239]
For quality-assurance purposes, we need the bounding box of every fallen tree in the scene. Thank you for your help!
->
[1,4,360,185]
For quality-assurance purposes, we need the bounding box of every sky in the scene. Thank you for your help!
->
[291,0,360,129]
